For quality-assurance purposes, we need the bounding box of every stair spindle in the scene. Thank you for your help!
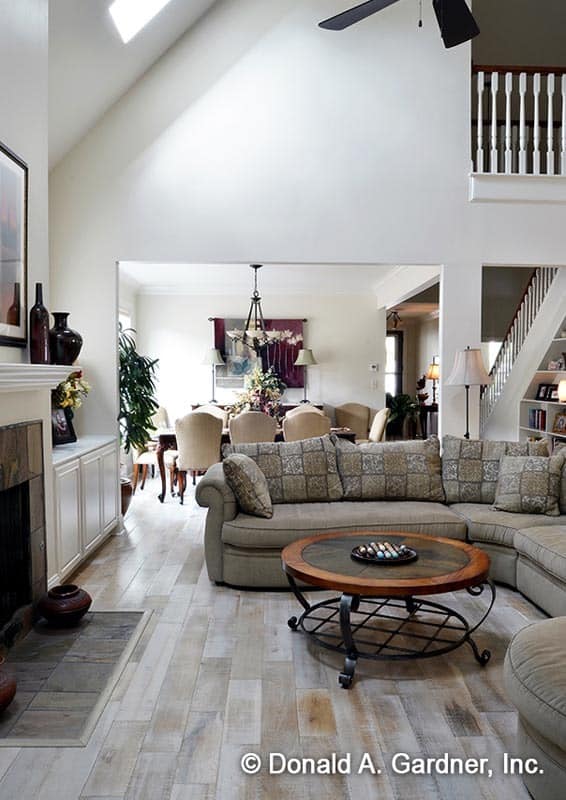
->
[490,72,499,173]
[547,74,555,175]
[533,73,541,175]
[476,71,485,172]
[505,73,513,173]
[519,73,527,174]
[562,75,566,175]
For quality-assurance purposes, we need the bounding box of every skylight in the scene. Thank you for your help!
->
[109,0,174,44]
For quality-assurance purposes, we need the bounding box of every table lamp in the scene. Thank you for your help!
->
[446,346,492,439]
[558,380,566,403]
[202,348,225,403]
[294,348,318,403]
[426,358,440,405]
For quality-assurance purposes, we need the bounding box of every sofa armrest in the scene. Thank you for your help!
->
[195,463,238,582]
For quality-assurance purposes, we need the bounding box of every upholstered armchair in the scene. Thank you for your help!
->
[229,411,277,444]
[283,411,331,442]
[194,404,228,427]
[335,402,371,440]
[175,412,223,503]
[285,403,325,418]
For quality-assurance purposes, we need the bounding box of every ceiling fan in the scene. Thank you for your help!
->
[319,0,480,49]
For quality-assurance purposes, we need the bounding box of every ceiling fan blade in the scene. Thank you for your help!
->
[319,0,401,31]
[432,0,480,48]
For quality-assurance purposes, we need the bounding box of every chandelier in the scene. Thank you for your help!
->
[227,265,279,355]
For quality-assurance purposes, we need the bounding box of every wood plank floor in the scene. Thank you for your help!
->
[0,476,547,799]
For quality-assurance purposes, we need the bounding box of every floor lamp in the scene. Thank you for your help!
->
[294,348,317,403]
[446,347,492,439]
[202,348,225,403]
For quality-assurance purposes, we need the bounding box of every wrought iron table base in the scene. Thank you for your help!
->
[286,576,495,689]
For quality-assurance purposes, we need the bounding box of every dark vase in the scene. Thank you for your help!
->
[49,313,83,365]
[6,283,20,326]
[0,663,17,714]
[37,584,92,627]
[121,478,133,516]
[29,283,51,364]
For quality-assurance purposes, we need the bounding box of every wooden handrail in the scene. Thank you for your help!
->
[487,268,537,381]
[473,64,566,77]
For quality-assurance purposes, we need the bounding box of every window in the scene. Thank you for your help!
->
[109,0,173,44]
[119,310,132,333]
[385,332,403,396]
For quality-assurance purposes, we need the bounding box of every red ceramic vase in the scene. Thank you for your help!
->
[37,584,92,627]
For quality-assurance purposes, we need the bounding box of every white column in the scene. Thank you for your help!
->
[439,261,483,439]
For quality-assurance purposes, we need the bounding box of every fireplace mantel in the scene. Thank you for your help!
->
[0,363,76,393]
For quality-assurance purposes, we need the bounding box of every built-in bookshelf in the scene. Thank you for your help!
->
[519,322,566,447]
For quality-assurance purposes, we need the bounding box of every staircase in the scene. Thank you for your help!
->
[480,266,560,433]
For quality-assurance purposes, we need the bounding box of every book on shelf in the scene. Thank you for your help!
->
[528,408,546,431]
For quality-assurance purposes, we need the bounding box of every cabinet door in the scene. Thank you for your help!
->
[81,451,102,553]
[100,444,119,533]
[54,460,82,578]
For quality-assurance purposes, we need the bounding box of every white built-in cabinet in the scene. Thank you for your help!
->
[51,436,120,587]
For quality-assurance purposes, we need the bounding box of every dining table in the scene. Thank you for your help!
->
[154,426,356,503]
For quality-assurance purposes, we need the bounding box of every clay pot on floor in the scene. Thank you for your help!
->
[37,584,92,627]
[0,660,17,714]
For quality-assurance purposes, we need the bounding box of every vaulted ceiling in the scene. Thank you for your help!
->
[49,0,218,168]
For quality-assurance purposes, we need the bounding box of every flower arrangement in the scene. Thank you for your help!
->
[52,370,91,410]
[231,366,286,418]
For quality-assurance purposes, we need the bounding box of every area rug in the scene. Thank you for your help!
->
[0,610,150,747]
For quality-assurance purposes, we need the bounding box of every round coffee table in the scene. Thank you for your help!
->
[281,531,495,689]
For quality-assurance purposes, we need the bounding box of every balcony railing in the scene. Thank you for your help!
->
[472,65,566,176]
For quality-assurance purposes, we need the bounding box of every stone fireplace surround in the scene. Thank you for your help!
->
[0,363,72,657]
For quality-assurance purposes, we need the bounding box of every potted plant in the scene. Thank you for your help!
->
[118,325,159,513]
[386,393,421,439]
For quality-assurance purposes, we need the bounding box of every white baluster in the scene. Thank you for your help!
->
[547,73,555,175]
[505,72,513,173]
[519,73,527,174]
[562,75,566,175]
[533,74,541,174]
[491,72,499,173]
[476,71,485,172]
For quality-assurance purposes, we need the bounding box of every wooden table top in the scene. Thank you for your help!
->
[281,531,490,598]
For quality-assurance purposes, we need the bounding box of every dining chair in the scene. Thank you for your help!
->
[335,402,371,440]
[285,403,325,418]
[175,412,223,503]
[131,405,171,493]
[283,411,331,442]
[229,411,277,444]
[194,403,228,427]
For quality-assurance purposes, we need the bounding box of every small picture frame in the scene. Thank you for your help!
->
[536,383,552,401]
[552,412,566,435]
[548,385,560,403]
[51,407,76,446]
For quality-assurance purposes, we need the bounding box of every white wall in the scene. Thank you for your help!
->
[135,290,386,423]
[0,0,48,364]
[49,0,566,439]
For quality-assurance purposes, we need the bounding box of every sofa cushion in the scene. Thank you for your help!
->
[449,503,565,547]
[223,435,343,504]
[492,453,565,516]
[333,435,445,503]
[222,454,273,519]
[514,526,566,584]
[442,436,549,505]
[222,501,467,550]
[504,617,566,752]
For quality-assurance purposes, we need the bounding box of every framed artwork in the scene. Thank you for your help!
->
[552,412,566,435]
[548,385,560,403]
[0,141,28,347]
[213,318,305,389]
[51,407,77,446]
[535,383,552,401]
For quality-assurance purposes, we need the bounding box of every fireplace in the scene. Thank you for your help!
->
[0,421,46,655]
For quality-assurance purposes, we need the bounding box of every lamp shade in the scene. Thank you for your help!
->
[558,380,566,403]
[202,348,225,366]
[446,347,492,387]
[294,348,317,367]
[426,362,440,381]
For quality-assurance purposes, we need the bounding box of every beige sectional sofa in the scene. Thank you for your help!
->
[196,434,566,617]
